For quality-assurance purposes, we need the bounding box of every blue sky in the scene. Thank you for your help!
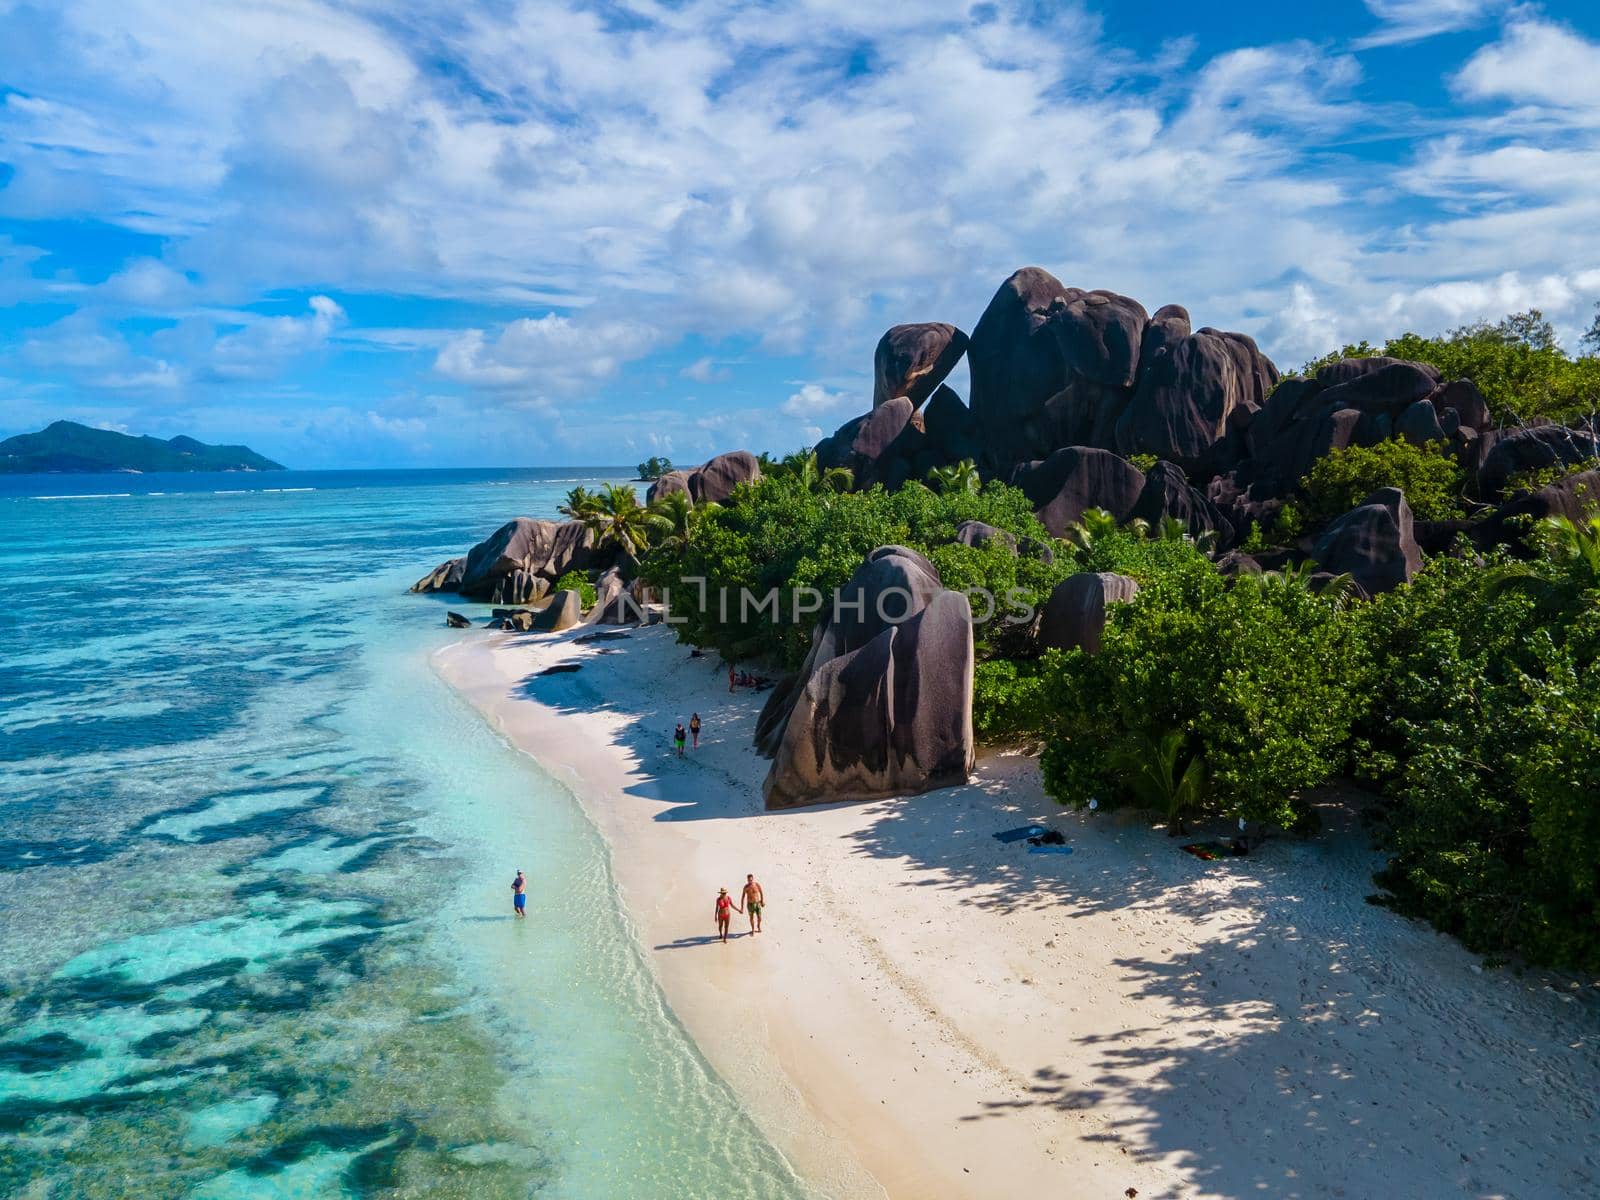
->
[1,0,1598,468]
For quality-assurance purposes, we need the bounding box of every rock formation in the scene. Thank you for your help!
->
[873,323,969,409]
[757,546,975,808]
[459,518,604,600]
[1311,487,1422,595]
[411,557,465,593]
[529,589,584,632]
[646,450,762,505]
[1036,573,1140,654]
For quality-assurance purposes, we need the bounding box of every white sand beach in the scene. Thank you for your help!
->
[437,623,1600,1200]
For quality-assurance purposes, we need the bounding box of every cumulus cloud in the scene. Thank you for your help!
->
[780,383,856,420]
[434,314,658,392]
[4,1,1600,459]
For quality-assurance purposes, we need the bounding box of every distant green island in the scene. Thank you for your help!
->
[0,419,286,474]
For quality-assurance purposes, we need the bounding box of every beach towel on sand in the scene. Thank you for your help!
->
[1027,845,1073,856]
[993,825,1045,844]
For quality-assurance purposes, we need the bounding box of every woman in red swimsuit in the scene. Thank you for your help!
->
[714,888,738,943]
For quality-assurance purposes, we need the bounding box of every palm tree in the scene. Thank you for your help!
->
[648,490,719,553]
[1484,512,1600,603]
[1061,507,1130,550]
[926,458,981,495]
[772,449,853,495]
[1259,560,1358,611]
[582,482,656,560]
[560,485,602,521]
[1110,730,1208,835]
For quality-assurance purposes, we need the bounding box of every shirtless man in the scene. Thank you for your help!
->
[511,869,526,918]
[740,873,765,934]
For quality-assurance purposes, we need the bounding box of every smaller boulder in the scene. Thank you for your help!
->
[1037,573,1140,654]
[412,557,465,594]
[530,589,584,632]
[1311,487,1422,595]
[445,611,471,629]
[873,323,969,409]
[1012,446,1146,537]
[1477,424,1600,498]
[953,520,1018,555]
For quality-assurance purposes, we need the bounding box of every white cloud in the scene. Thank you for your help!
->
[1454,17,1600,111]
[1355,1,1503,49]
[434,314,658,391]
[5,0,1600,457]
[681,356,731,384]
[780,383,857,421]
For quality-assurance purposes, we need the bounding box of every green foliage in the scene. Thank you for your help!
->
[926,458,981,495]
[972,659,1051,742]
[1351,536,1600,971]
[582,482,655,558]
[553,569,598,609]
[1040,558,1369,830]
[1298,312,1600,424]
[560,485,601,521]
[1502,457,1600,496]
[1299,438,1463,524]
[1126,452,1160,472]
[1273,500,1304,542]
[1072,525,1210,581]
[636,455,673,481]
[764,448,853,494]
[639,476,1069,667]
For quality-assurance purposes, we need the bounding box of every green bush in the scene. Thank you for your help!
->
[639,476,1071,667]
[1300,438,1463,524]
[1351,529,1600,971]
[973,659,1051,741]
[1039,558,1369,831]
[554,569,598,610]
[1295,311,1600,424]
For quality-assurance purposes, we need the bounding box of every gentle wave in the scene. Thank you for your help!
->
[33,493,133,500]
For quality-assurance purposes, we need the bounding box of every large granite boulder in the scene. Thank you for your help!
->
[966,267,1080,473]
[873,323,969,409]
[529,589,584,632]
[1115,327,1277,470]
[646,470,691,502]
[815,396,924,488]
[411,557,465,593]
[1037,572,1139,654]
[1472,468,1600,551]
[1011,446,1146,537]
[1132,461,1236,545]
[1245,358,1495,492]
[757,547,974,808]
[1476,424,1600,499]
[921,385,981,464]
[1311,487,1422,595]
[648,450,763,505]
[460,518,600,600]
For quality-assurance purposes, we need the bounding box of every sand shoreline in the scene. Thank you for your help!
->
[436,622,1599,1200]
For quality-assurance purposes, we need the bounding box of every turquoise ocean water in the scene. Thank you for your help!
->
[0,470,807,1199]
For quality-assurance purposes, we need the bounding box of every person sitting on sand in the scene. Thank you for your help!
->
[511,870,526,918]
[689,712,702,749]
[673,721,687,757]
[728,665,737,693]
[741,873,764,934]
[715,887,738,943]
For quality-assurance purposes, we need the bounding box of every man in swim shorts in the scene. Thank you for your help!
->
[741,873,764,934]
[512,870,526,918]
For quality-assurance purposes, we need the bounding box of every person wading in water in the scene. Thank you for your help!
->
[511,870,526,919]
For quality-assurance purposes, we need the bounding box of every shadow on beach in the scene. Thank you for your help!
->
[499,626,1600,1200]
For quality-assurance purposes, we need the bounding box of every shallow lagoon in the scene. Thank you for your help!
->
[0,471,807,1198]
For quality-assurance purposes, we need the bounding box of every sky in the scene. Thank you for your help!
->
[1,0,1598,469]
